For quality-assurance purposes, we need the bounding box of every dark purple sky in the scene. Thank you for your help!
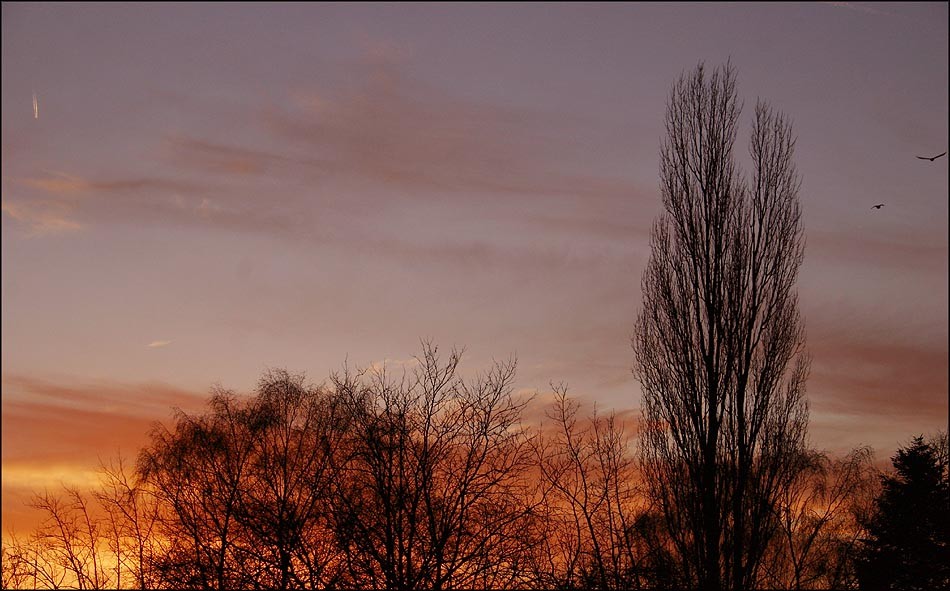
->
[2,2,947,532]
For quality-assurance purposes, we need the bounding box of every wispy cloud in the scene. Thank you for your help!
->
[1,199,83,235]
[19,172,90,194]
[147,340,172,348]
[366,356,422,374]
[165,136,333,177]
[2,374,205,415]
[7,57,654,275]
[821,2,894,17]
[1,374,207,465]
[808,227,948,272]
[1,375,206,538]
[807,322,948,424]
[18,172,205,196]
[4,170,307,240]
[258,60,638,203]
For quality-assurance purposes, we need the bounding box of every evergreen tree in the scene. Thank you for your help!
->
[856,435,949,590]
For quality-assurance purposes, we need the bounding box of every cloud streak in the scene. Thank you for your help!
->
[4,56,655,280]
[807,322,948,425]
[808,227,948,273]
[258,60,640,204]
[1,199,83,235]
[0,375,205,539]
[821,2,894,17]
[18,172,207,196]
[1,374,208,466]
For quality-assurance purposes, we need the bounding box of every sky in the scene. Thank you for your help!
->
[2,2,947,535]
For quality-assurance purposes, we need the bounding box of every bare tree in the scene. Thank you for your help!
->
[4,460,164,591]
[2,530,70,590]
[762,447,877,590]
[534,386,646,590]
[95,454,168,590]
[27,486,112,589]
[138,390,261,589]
[237,370,347,590]
[634,61,809,590]
[329,342,537,590]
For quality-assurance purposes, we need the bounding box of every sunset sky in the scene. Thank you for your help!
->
[2,2,947,536]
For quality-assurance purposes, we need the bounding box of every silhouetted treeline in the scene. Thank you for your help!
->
[7,345,941,589]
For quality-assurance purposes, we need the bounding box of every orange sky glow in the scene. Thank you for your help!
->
[2,2,947,539]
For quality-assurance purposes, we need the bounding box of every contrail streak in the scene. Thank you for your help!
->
[33,91,38,119]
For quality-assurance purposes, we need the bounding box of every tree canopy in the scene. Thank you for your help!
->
[856,434,949,591]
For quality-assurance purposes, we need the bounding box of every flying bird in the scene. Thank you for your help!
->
[916,151,946,161]
[871,204,884,209]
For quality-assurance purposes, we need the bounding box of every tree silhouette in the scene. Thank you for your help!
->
[856,434,950,591]
[634,61,809,590]
[764,446,878,590]
[533,386,652,589]
[138,391,261,589]
[138,373,348,590]
[237,370,347,590]
[327,343,538,590]
[95,454,167,589]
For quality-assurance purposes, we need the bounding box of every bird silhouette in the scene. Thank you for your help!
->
[916,151,947,161]
[871,204,885,209]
